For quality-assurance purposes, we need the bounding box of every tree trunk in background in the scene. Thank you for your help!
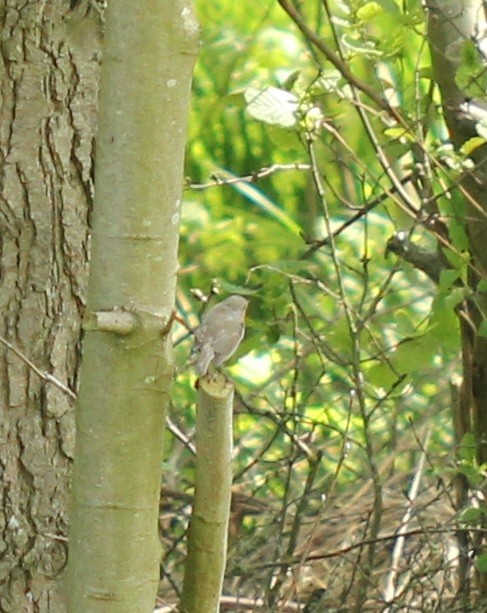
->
[0,2,101,610]
[427,0,487,462]
[427,0,487,602]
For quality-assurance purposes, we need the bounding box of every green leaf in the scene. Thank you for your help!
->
[438,268,461,289]
[244,86,298,128]
[443,286,472,310]
[461,136,486,156]
[341,34,382,57]
[448,221,470,252]
[366,361,402,389]
[455,39,487,98]
[265,322,280,344]
[458,433,477,461]
[459,506,484,524]
[392,309,417,336]
[280,70,300,91]
[476,552,487,573]
[478,320,487,339]
[383,126,415,142]
[457,463,484,487]
[427,295,460,351]
[356,1,383,21]
[390,335,437,374]
[441,247,469,275]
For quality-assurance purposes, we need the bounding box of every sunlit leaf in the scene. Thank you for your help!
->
[366,361,406,389]
[390,335,437,374]
[383,126,415,142]
[244,86,299,128]
[461,136,486,155]
[356,2,383,21]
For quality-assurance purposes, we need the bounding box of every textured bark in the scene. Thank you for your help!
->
[427,0,487,462]
[427,0,487,602]
[0,1,102,611]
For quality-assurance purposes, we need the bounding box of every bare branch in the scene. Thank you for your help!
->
[0,335,77,400]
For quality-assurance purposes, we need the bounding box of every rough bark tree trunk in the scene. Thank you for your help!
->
[0,2,102,610]
[426,0,487,603]
[427,0,487,459]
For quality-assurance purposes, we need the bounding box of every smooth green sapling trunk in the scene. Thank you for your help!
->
[181,374,235,613]
[66,1,199,611]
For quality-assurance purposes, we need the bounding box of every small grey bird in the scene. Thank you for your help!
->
[193,295,249,376]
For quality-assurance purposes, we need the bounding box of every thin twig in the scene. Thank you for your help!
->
[166,417,196,455]
[0,334,196,454]
[186,163,311,190]
[252,525,465,571]
[0,334,77,400]
[301,175,415,258]
[382,429,432,608]
[277,0,402,122]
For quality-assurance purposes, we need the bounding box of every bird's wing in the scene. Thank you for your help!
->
[195,343,215,376]
[193,322,207,346]
[212,323,245,366]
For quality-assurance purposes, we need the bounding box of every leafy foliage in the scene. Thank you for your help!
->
[162,0,486,609]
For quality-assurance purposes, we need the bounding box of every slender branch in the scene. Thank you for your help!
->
[301,175,415,258]
[0,333,198,454]
[186,163,311,190]
[277,0,403,122]
[0,334,77,400]
[305,135,383,611]
[386,232,446,283]
[382,430,432,608]
[252,525,465,570]
[165,416,196,455]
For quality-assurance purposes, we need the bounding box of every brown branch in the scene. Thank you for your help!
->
[386,233,446,283]
[301,175,415,258]
[276,0,403,123]
[252,525,468,571]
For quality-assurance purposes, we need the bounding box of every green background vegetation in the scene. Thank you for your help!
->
[165,0,474,607]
